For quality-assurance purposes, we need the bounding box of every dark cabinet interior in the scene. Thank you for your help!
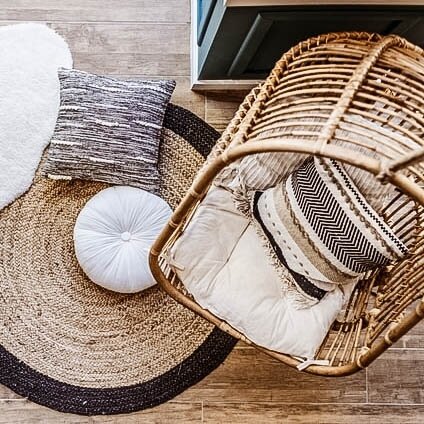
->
[196,2,424,80]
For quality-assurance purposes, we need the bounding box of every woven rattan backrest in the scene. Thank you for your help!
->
[150,32,424,375]
[210,33,424,238]
[215,33,424,200]
[209,31,424,316]
[211,32,424,339]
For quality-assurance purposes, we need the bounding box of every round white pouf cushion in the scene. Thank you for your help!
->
[74,186,172,293]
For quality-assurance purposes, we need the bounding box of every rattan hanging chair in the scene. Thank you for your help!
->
[150,32,424,376]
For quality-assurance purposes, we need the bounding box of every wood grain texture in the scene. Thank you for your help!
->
[206,90,249,132]
[0,1,190,23]
[0,21,190,76]
[1,22,189,77]
[175,346,366,403]
[49,22,189,77]
[368,350,424,404]
[0,401,202,423]
[0,401,91,424]
[48,23,189,55]
[172,77,206,120]
[391,309,424,349]
[202,402,424,424]
[92,402,201,424]
[47,22,190,55]
[73,52,190,76]
[0,385,23,400]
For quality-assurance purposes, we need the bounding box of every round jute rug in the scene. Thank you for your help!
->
[0,104,237,415]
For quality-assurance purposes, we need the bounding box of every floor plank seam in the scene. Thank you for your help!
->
[205,93,209,126]
[3,400,422,406]
[0,20,190,25]
[388,347,424,351]
[196,401,424,408]
[188,402,387,406]
[366,367,369,403]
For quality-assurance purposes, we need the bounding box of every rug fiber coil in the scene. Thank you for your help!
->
[0,104,236,415]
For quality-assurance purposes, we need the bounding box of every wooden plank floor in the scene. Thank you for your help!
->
[0,1,423,422]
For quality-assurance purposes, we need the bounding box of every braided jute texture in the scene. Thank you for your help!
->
[0,104,236,415]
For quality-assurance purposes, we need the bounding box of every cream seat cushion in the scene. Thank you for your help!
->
[169,187,352,359]
[74,186,171,293]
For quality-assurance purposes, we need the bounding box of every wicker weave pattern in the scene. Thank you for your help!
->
[150,32,424,376]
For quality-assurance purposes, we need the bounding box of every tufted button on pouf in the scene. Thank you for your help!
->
[74,186,172,293]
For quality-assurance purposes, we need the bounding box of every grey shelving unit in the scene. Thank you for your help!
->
[191,0,424,89]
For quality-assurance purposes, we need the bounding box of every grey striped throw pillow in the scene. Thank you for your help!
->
[43,69,175,192]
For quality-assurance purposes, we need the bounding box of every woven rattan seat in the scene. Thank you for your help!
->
[150,32,424,376]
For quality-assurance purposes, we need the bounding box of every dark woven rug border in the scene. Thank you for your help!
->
[0,104,237,415]
[164,103,219,158]
[0,328,236,415]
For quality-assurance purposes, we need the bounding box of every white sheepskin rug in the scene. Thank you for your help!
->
[0,23,73,210]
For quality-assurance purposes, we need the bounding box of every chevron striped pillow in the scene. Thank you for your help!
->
[252,156,408,308]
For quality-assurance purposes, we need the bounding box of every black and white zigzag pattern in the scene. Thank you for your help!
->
[290,158,391,274]
[328,159,408,256]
